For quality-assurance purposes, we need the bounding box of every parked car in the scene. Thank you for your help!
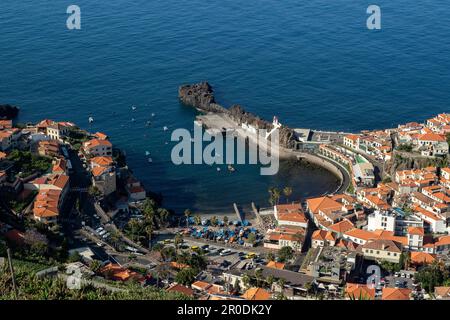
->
[220,249,232,256]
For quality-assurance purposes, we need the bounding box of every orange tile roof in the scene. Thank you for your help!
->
[191,281,212,291]
[100,263,143,282]
[90,156,113,167]
[94,132,108,140]
[328,219,355,234]
[408,227,424,236]
[167,283,194,296]
[266,261,285,270]
[381,287,411,300]
[50,174,69,189]
[410,252,436,265]
[345,228,376,241]
[92,166,107,177]
[307,196,343,214]
[434,287,450,298]
[435,235,450,247]
[345,283,375,300]
[84,138,112,149]
[417,132,446,142]
[278,211,307,224]
[241,288,270,300]
[52,158,66,173]
[312,229,336,242]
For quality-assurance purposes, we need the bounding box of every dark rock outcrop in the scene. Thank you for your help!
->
[178,82,227,113]
[179,82,297,149]
[0,104,19,119]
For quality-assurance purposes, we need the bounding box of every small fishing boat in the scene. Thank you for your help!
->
[228,165,235,172]
[151,113,155,117]
[216,167,221,172]
[148,158,153,163]
[131,118,136,122]
[163,126,168,131]
[145,151,150,156]
[146,121,151,126]
[88,116,94,123]
[131,105,137,111]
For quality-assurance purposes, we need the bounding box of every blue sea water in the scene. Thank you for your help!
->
[1,0,449,213]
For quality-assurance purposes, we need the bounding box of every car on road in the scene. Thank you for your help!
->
[96,242,104,247]
[245,252,257,259]
[220,249,233,256]
[96,227,104,233]
[98,230,107,236]
[102,233,110,239]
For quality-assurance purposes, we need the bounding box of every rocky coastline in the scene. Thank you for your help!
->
[179,82,297,149]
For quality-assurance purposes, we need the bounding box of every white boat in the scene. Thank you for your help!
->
[163,126,168,131]
[228,165,235,172]
[145,151,150,156]
[148,158,153,163]
[131,105,137,111]
[151,113,155,117]
[217,167,221,172]
[131,118,136,122]
[88,117,94,123]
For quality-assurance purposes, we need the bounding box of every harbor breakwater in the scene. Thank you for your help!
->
[178,82,351,192]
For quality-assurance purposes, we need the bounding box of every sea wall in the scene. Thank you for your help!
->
[179,82,350,192]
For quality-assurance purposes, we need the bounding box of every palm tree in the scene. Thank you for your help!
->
[266,275,275,288]
[174,233,183,253]
[277,278,286,292]
[194,215,201,226]
[89,260,102,274]
[223,216,229,226]
[145,225,153,249]
[268,187,281,206]
[242,274,251,290]
[110,230,121,249]
[255,268,264,287]
[184,209,192,228]
[158,208,170,225]
[211,216,218,226]
[283,187,293,203]
[142,199,156,226]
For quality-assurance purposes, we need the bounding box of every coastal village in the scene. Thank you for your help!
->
[2,102,450,300]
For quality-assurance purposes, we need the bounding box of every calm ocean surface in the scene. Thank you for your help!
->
[1,0,449,213]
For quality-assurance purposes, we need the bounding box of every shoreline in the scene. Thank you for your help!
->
[180,82,351,193]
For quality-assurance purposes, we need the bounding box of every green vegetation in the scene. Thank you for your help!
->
[382,176,392,183]
[282,187,293,203]
[66,126,89,145]
[415,262,450,293]
[246,233,256,245]
[124,198,172,248]
[0,259,191,300]
[174,267,197,286]
[346,183,355,194]
[7,150,52,177]
[277,246,294,263]
[268,187,281,206]
[396,144,413,152]
[8,190,37,213]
